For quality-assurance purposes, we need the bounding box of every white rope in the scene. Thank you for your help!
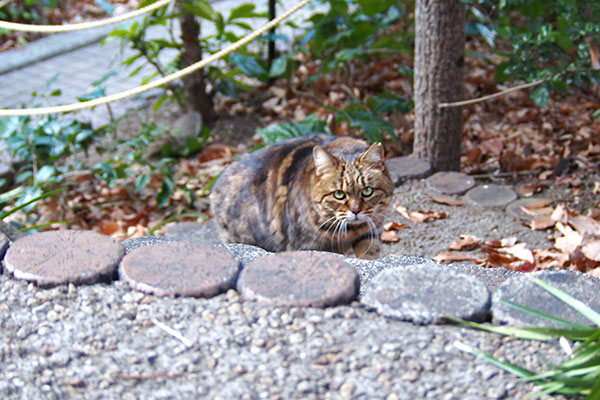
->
[0,0,312,117]
[0,0,174,33]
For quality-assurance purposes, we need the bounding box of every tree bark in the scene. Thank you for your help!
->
[413,0,465,171]
[178,1,215,122]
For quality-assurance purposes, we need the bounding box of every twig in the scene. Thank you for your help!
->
[151,318,194,348]
[439,79,545,108]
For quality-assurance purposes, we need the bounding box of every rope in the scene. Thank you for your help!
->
[0,0,312,117]
[0,0,174,33]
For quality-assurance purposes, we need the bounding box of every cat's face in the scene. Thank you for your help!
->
[311,142,393,232]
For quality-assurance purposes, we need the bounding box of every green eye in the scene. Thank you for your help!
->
[362,187,374,197]
[333,190,346,200]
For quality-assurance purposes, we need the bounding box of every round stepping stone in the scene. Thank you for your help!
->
[426,171,475,195]
[361,265,490,324]
[120,242,240,298]
[506,198,553,221]
[492,269,600,327]
[164,220,221,244]
[3,230,124,287]
[465,184,517,207]
[237,251,359,307]
[384,156,432,186]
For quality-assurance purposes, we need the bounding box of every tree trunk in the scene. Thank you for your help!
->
[178,1,215,122]
[413,0,465,171]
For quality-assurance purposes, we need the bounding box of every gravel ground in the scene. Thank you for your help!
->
[1,172,592,400]
[1,270,566,400]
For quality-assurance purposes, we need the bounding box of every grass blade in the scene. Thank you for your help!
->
[500,299,589,330]
[535,279,600,326]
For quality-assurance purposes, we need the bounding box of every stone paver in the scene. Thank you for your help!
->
[492,269,600,327]
[237,251,359,307]
[465,184,518,207]
[3,230,123,287]
[361,264,490,324]
[426,171,475,195]
[120,241,240,297]
[384,156,431,186]
[506,197,553,221]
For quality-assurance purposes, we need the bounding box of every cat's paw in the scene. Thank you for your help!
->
[354,241,380,260]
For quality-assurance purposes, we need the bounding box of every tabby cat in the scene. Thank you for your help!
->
[209,135,393,259]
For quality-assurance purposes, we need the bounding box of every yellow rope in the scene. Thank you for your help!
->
[0,0,311,117]
[0,0,174,33]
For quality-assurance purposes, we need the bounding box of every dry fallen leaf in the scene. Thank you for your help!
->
[430,196,464,207]
[580,235,600,262]
[448,235,482,251]
[529,215,555,230]
[554,222,583,254]
[502,243,535,264]
[394,203,448,223]
[381,230,400,243]
[383,221,407,231]
[433,250,483,264]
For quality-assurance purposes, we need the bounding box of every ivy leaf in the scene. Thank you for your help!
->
[530,86,549,107]
[228,4,255,21]
[229,53,268,81]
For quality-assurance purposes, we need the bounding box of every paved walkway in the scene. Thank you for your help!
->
[0,0,313,126]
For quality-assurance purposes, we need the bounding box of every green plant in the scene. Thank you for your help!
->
[302,0,410,73]
[0,81,105,210]
[104,0,273,111]
[451,279,600,399]
[465,0,600,106]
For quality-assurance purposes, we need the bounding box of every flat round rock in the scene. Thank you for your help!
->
[506,198,553,221]
[426,171,475,195]
[361,265,490,324]
[120,242,240,298]
[3,230,124,287]
[465,184,517,207]
[492,269,600,327]
[237,251,359,307]
[384,156,432,186]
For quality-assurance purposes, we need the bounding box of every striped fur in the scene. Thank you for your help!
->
[209,135,393,259]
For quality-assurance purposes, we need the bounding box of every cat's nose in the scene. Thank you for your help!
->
[350,202,361,214]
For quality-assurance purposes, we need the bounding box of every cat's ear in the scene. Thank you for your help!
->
[313,146,336,176]
[359,142,384,167]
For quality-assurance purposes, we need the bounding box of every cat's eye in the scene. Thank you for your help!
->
[333,190,346,200]
[361,187,374,197]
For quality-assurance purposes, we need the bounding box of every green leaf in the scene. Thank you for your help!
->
[229,53,268,81]
[182,1,215,20]
[228,4,255,21]
[136,173,151,193]
[35,165,55,183]
[268,55,289,78]
[157,178,174,208]
[530,86,549,107]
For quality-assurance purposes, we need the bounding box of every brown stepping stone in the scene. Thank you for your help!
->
[426,171,475,195]
[506,198,553,221]
[3,230,124,287]
[384,156,432,186]
[237,251,359,307]
[120,242,240,298]
[465,184,517,207]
